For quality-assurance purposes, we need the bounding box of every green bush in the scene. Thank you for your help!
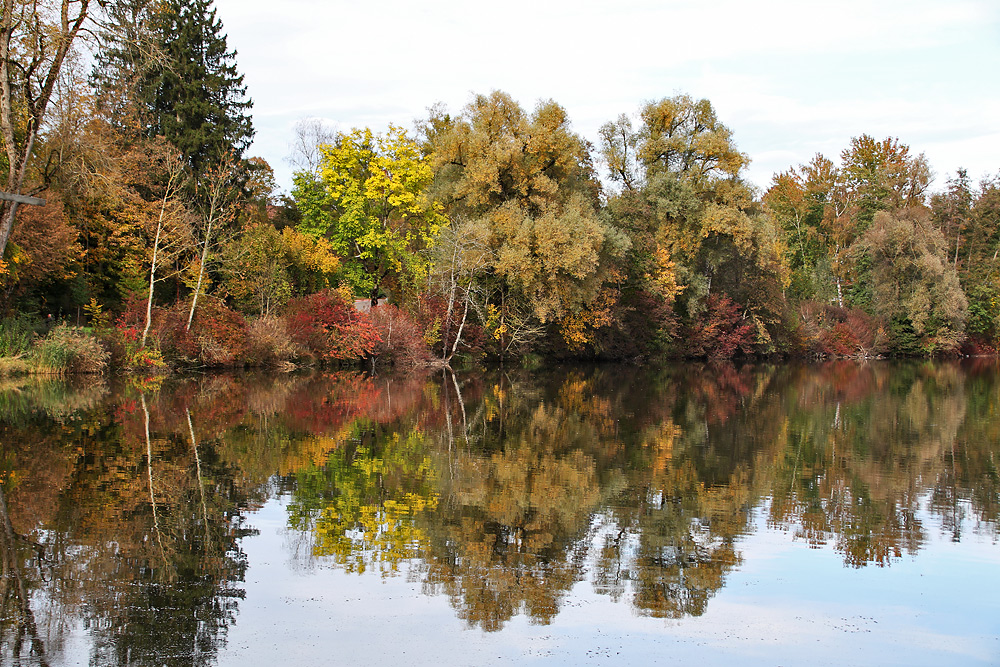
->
[0,316,37,357]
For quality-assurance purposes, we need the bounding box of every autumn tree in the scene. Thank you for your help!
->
[952,174,1000,344]
[423,92,621,355]
[292,125,443,306]
[8,50,196,319]
[220,223,339,316]
[840,135,930,226]
[767,135,940,346]
[601,94,787,356]
[764,154,844,303]
[856,207,967,353]
[931,169,973,269]
[0,0,93,263]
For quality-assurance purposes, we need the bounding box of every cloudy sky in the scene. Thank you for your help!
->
[212,0,1000,195]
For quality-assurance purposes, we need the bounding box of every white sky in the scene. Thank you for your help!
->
[212,0,1000,196]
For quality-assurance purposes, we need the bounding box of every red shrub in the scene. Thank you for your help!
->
[103,296,249,367]
[162,299,248,366]
[283,290,381,362]
[960,335,997,356]
[594,286,679,360]
[104,296,147,366]
[415,292,485,360]
[682,294,756,358]
[799,303,886,358]
[368,304,431,368]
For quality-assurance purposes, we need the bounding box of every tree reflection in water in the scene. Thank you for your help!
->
[1,377,257,666]
[1,360,999,658]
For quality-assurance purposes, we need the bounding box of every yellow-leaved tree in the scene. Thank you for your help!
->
[423,92,625,356]
[292,125,444,305]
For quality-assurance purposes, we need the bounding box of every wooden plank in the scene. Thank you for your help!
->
[0,191,45,206]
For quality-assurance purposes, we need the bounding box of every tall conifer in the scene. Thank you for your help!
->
[149,0,254,173]
[94,0,254,173]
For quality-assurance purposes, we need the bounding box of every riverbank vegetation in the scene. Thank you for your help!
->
[2,1,998,374]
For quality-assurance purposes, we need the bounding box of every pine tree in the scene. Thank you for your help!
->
[149,0,254,173]
[94,0,254,173]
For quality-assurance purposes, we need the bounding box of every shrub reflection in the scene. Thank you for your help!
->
[1,359,998,659]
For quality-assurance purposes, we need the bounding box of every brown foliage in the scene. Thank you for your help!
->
[368,305,431,369]
[3,195,79,298]
[245,316,299,367]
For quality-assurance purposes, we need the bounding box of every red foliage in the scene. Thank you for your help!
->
[368,304,431,368]
[960,335,997,356]
[415,292,485,360]
[682,294,756,358]
[152,299,248,366]
[592,286,678,360]
[284,290,381,362]
[681,362,755,424]
[109,297,249,367]
[103,296,150,367]
[798,303,886,358]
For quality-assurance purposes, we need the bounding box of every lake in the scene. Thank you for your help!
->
[2,361,999,666]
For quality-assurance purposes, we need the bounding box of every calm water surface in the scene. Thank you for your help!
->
[1,361,999,665]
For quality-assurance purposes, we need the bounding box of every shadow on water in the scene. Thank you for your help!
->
[1,360,999,660]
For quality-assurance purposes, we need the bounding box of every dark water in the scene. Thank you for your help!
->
[1,361,999,666]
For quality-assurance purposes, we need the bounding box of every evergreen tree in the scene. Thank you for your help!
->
[94,0,254,173]
[149,0,254,172]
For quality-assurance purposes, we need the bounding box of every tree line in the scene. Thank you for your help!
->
[2,0,999,371]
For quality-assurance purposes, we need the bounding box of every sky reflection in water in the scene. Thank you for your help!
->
[2,361,999,665]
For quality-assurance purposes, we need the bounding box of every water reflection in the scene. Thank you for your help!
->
[1,361,999,662]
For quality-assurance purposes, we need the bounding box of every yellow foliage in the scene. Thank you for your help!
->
[281,227,340,276]
[559,287,617,351]
[652,245,682,300]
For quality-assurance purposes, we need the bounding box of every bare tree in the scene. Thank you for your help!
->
[141,151,187,347]
[186,155,237,330]
[286,117,338,172]
[429,217,493,365]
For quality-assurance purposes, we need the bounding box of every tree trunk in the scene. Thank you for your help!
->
[142,212,164,348]
[186,215,213,330]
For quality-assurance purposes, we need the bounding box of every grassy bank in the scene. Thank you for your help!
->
[0,318,110,377]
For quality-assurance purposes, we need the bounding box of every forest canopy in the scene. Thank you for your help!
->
[1,0,998,369]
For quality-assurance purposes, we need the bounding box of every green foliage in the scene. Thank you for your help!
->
[964,282,1000,340]
[221,222,293,316]
[293,125,443,302]
[858,208,967,354]
[0,316,37,357]
[888,316,923,357]
[840,135,930,226]
[764,156,840,303]
[143,0,254,172]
